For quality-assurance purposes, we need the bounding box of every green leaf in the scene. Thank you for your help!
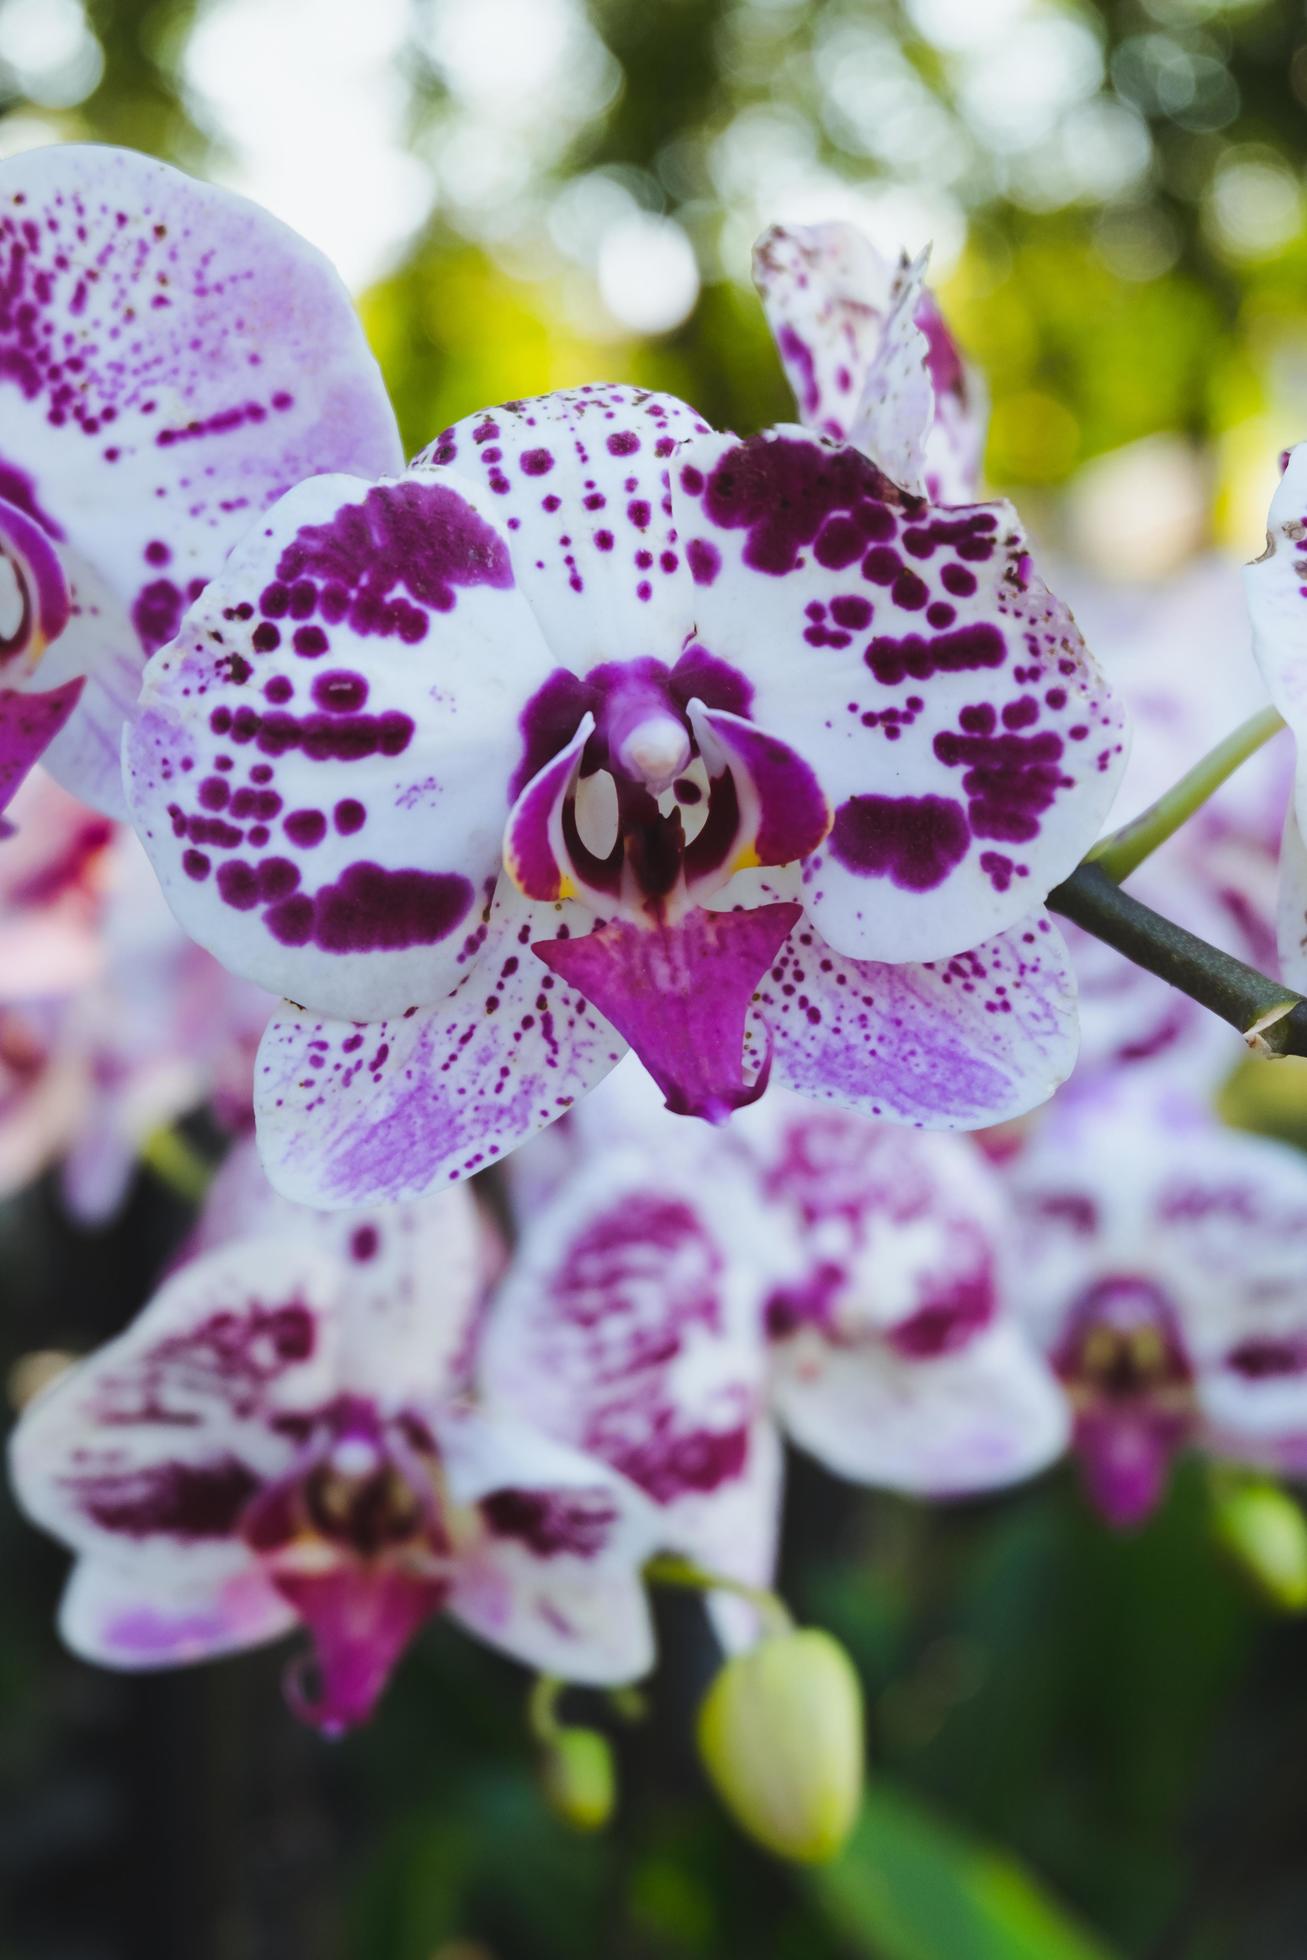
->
[810,1781,1119,1960]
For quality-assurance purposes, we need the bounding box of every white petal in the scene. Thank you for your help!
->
[59,1554,293,1670]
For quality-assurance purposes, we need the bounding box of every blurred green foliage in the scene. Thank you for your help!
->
[5,3,1307,1956]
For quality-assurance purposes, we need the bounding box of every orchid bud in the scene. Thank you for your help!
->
[696,1628,864,1863]
[1213,1478,1307,1612]
[541,1725,617,1833]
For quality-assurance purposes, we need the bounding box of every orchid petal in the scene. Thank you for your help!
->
[740,891,1079,1128]
[9,1237,344,1577]
[58,1554,293,1670]
[415,385,708,671]
[0,680,84,814]
[0,145,402,812]
[534,902,802,1121]
[1247,446,1307,855]
[254,881,626,1207]
[684,702,831,890]
[438,1406,661,1685]
[1276,802,1307,991]
[673,429,1125,961]
[773,1320,1067,1494]
[125,468,556,1019]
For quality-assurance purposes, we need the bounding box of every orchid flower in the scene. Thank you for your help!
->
[1001,1079,1307,1529]
[0,144,401,819]
[1244,444,1307,993]
[124,352,1126,1204]
[482,1067,1066,1620]
[752,223,986,504]
[10,1141,661,1734]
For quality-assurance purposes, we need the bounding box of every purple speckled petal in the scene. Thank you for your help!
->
[0,493,70,679]
[673,428,1126,963]
[737,888,1079,1128]
[773,1320,1066,1495]
[0,144,402,813]
[438,1405,660,1685]
[0,677,84,814]
[752,223,984,502]
[684,702,831,890]
[9,1236,342,1579]
[415,384,707,671]
[126,469,557,1020]
[483,1151,772,1561]
[503,712,596,902]
[534,902,803,1121]
[58,1555,294,1671]
[1276,805,1307,990]
[254,881,628,1208]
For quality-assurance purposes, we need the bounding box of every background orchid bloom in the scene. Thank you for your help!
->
[484,1065,1065,1624]
[0,144,402,819]
[10,1141,661,1734]
[1244,443,1307,992]
[125,357,1126,1207]
[752,221,986,503]
[0,768,272,1220]
[1001,1078,1307,1529]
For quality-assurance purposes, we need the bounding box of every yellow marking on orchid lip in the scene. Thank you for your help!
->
[732,843,763,873]
[557,873,577,900]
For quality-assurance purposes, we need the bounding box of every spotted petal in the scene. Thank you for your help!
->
[735,884,1080,1128]
[0,144,402,812]
[58,1554,293,1670]
[439,1406,661,1685]
[416,385,708,671]
[674,429,1126,962]
[255,881,627,1208]
[126,469,557,1019]
[9,1237,344,1578]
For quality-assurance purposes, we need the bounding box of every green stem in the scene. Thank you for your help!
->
[644,1554,793,1636]
[1088,704,1285,884]
[527,1674,565,1745]
[138,1124,213,1204]
[1048,861,1307,1057]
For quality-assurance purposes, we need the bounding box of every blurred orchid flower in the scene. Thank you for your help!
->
[0,144,401,819]
[483,1068,1066,1620]
[0,769,271,1220]
[125,362,1125,1205]
[1244,445,1307,993]
[752,222,986,503]
[1003,1079,1307,1528]
[10,1143,660,1734]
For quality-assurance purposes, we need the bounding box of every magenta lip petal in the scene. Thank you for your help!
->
[533,902,802,1122]
[275,1562,448,1735]
[1074,1410,1181,1531]
[0,677,86,814]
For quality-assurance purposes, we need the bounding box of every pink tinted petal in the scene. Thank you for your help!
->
[126,469,555,1020]
[0,493,70,677]
[772,1321,1067,1495]
[0,680,84,814]
[197,1135,487,1403]
[684,703,831,887]
[415,385,707,671]
[747,902,1079,1128]
[0,770,113,994]
[534,902,802,1121]
[674,429,1126,961]
[1074,1411,1179,1530]
[274,1563,448,1735]
[255,882,627,1207]
[848,248,936,498]
[59,1554,293,1670]
[0,144,402,812]
[438,1407,660,1684]
[9,1237,343,1573]
[503,713,596,901]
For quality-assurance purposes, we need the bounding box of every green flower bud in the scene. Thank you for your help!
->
[541,1725,616,1833]
[696,1628,864,1863]
[1213,1477,1307,1611]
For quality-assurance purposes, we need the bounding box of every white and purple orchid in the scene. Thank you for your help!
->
[1002,1080,1307,1529]
[120,349,1125,1203]
[0,144,401,818]
[10,1145,662,1732]
[481,1069,1065,1617]
[1244,443,1307,993]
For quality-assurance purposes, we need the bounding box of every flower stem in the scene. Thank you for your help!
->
[644,1553,794,1635]
[1088,704,1285,884]
[138,1124,213,1204]
[1048,861,1307,1057]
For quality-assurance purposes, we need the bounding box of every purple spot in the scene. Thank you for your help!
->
[829,793,970,891]
[264,862,474,953]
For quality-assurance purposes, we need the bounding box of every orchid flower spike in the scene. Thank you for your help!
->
[10,1142,661,1734]
[0,145,402,820]
[752,221,986,503]
[124,303,1124,1205]
[1001,1079,1307,1529]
